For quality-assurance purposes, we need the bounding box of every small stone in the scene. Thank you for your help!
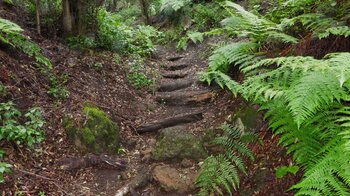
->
[181,159,192,168]
[120,172,128,180]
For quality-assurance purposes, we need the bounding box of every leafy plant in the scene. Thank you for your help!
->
[196,123,257,195]
[0,102,44,147]
[0,18,52,69]
[275,165,299,179]
[0,161,12,184]
[47,74,69,99]
[128,63,152,89]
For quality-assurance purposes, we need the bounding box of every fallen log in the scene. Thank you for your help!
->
[161,72,188,79]
[58,154,127,170]
[136,111,203,133]
[164,64,189,71]
[115,165,155,196]
[166,56,184,61]
[158,79,193,92]
[155,90,215,106]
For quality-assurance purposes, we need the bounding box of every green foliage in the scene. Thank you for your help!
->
[159,0,191,25]
[191,3,227,31]
[127,61,152,89]
[196,124,257,195]
[275,165,299,179]
[47,74,69,99]
[200,1,350,194]
[0,161,12,184]
[66,36,97,50]
[97,9,161,56]
[0,102,44,147]
[0,18,52,69]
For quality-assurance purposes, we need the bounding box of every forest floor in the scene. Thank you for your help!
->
[0,3,301,195]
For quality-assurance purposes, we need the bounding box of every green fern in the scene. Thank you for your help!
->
[0,18,52,68]
[196,124,257,195]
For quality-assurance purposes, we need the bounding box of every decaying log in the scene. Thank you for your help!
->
[164,64,189,71]
[158,79,193,92]
[166,56,184,61]
[137,111,203,133]
[115,165,155,196]
[58,154,126,170]
[161,72,188,79]
[155,90,215,106]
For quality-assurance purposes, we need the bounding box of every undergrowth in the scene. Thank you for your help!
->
[200,1,350,195]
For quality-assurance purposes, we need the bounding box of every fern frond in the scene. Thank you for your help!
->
[196,155,239,196]
[318,26,350,39]
[285,72,347,127]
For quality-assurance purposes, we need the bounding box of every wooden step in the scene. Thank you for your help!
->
[158,79,193,92]
[166,55,185,62]
[164,64,189,71]
[162,72,188,79]
[137,111,203,133]
[155,90,215,106]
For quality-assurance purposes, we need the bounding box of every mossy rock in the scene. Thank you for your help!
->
[152,126,207,161]
[63,104,120,154]
[232,104,263,133]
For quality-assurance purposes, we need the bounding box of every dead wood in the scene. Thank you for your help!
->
[58,154,126,170]
[164,64,189,71]
[136,111,203,133]
[166,56,184,61]
[162,71,188,79]
[115,165,155,196]
[155,90,215,106]
[158,79,193,92]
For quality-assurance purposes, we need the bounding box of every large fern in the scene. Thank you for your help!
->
[0,18,52,68]
[196,123,257,195]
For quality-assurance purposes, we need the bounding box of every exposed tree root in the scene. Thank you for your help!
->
[58,154,126,170]
[164,64,189,71]
[155,90,215,106]
[115,165,155,196]
[137,111,203,133]
[158,79,193,92]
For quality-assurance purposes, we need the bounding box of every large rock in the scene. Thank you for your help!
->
[63,104,120,154]
[152,165,195,193]
[152,126,207,161]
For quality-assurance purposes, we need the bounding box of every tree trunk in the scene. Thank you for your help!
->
[35,0,41,35]
[62,0,73,35]
[140,0,150,24]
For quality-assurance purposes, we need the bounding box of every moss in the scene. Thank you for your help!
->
[63,104,120,154]
[232,104,262,133]
[153,127,207,161]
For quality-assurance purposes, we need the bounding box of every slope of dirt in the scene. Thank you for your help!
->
[0,3,300,196]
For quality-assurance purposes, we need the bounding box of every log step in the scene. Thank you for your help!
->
[162,72,188,79]
[158,80,193,92]
[137,111,203,133]
[164,64,189,71]
[167,56,185,62]
[155,90,215,106]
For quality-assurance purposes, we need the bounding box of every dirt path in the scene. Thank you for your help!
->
[72,46,243,195]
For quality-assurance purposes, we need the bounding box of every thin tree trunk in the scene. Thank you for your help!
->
[140,0,150,24]
[62,0,73,35]
[35,0,41,35]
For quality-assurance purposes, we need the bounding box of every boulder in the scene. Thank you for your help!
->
[63,104,120,154]
[152,165,195,193]
[152,126,207,161]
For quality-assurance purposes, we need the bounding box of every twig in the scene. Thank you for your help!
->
[16,168,68,195]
